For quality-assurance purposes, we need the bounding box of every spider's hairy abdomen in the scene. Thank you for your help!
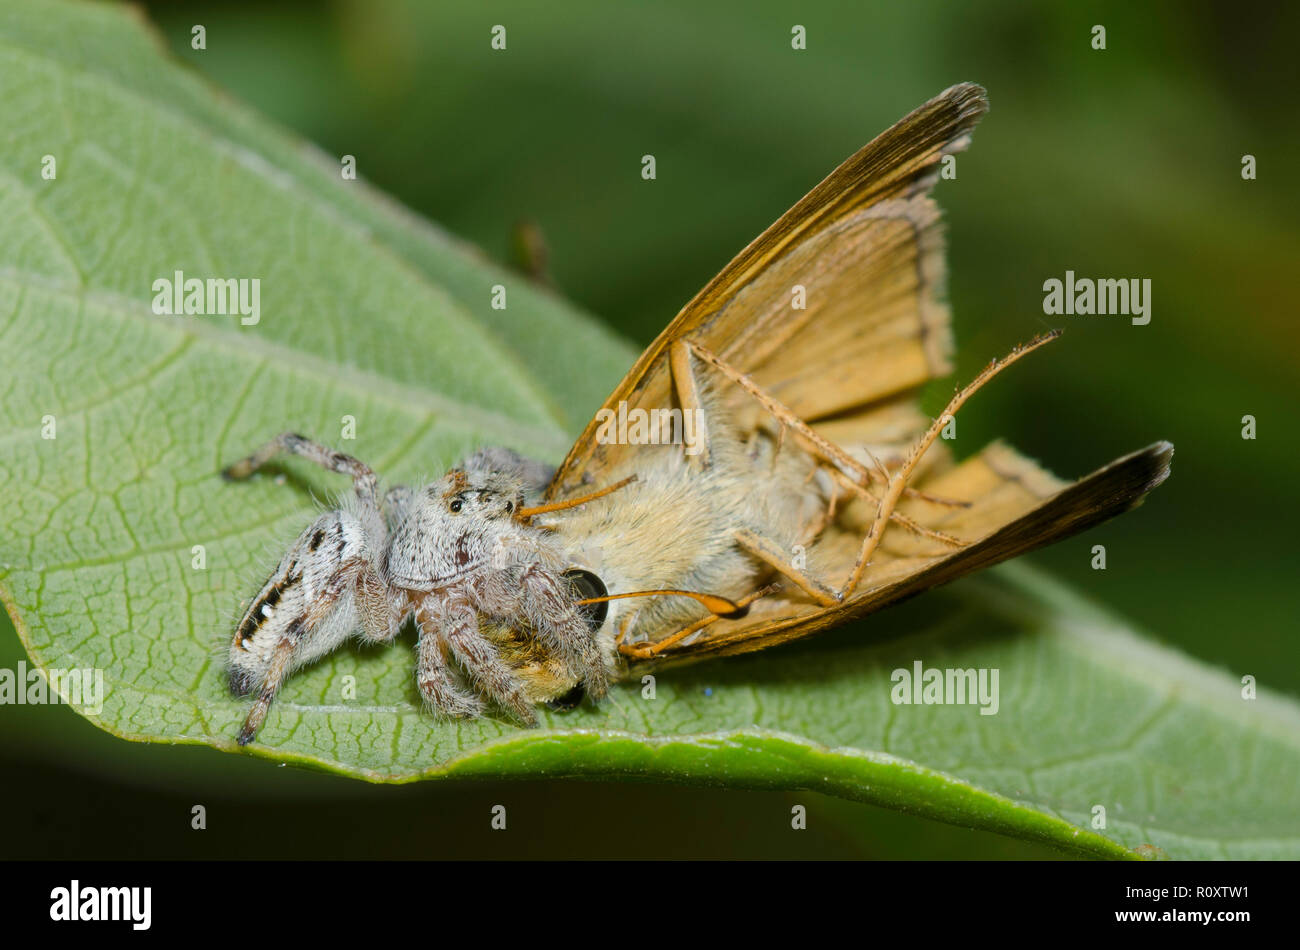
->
[228,507,373,695]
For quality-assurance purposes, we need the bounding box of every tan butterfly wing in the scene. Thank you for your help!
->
[545,83,1171,668]
[550,82,986,494]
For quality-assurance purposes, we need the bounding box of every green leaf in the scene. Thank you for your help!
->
[2,0,1298,861]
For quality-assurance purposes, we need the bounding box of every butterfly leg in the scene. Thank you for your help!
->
[691,333,1060,602]
[733,527,839,607]
[617,587,772,660]
[619,614,717,660]
[836,332,1061,598]
[670,339,713,466]
[677,340,965,548]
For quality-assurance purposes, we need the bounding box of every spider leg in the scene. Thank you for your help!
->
[518,562,609,700]
[414,608,486,720]
[223,432,379,508]
[420,597,537,726]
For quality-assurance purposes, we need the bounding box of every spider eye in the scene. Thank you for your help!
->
[449,498,463,513]
[505,500,514,513]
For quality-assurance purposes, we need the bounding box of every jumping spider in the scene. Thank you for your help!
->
[223,434,610,745]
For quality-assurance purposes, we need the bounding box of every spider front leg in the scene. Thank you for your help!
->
[415,596,538,726]
[516,562,609,700]
[414,610,485,720]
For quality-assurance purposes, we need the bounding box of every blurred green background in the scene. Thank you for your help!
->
[2,0,1296,858]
